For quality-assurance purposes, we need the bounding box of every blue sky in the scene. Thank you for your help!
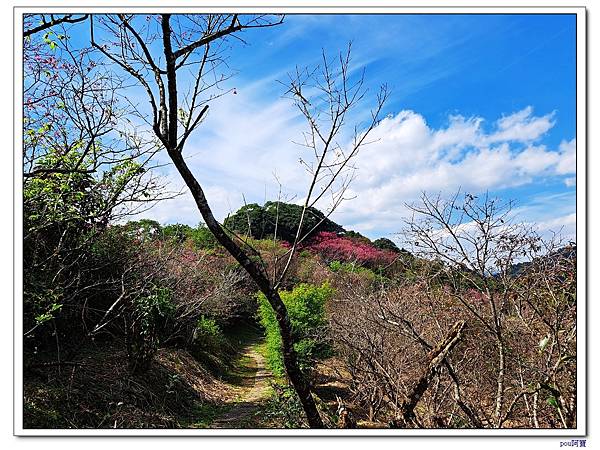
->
[127,14,577,242]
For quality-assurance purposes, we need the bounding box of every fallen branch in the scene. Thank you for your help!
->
[394,320,466,427]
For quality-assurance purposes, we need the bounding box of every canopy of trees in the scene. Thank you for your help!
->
[224,201,345,242]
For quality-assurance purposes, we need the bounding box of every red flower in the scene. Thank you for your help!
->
[303,231,396,268]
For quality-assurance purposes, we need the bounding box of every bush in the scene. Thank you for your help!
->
[329,260,370,274]
[263,383,308,428]
[193,315,225,352]
[189,224,219,250]
[306,231,397,269]
[128,286,175,373]
[257,283,333,377]
[123,219,162,242]
[162,222,219,250]
[162,223,193,243]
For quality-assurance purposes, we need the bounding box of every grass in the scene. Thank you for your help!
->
[183,402,232,428]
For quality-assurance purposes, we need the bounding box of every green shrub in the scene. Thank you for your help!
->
[162,222,219,250]
[329,260,372,276]
[128,286,175,373]
[162,223,193,243]
[123,219,162,241]
[262,382,337,428]
[193,315,225,351]
[299,249,311,258]
[257,283,333,377]
[263,383,308,428]
[329,260,343,272]
[189,224,219,249]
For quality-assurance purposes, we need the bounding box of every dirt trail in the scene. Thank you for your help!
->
[210,342,272,428]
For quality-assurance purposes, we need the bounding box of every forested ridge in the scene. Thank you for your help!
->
[22,13,577,430]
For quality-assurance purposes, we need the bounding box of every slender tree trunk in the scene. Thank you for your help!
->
[156,14,323,427]
[494,335,506,426]
[166,144,324,428]
[532,390,540,428]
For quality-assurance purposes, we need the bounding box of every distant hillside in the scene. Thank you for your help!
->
[510,243,576,276]
[223,201,345,242]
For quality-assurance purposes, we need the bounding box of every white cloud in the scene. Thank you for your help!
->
[131,79,314,225]
[556,138,576,175]
[134,94,575,242]
[330,107,575,236]
[533,213,576,241]
[131,184,234,227]
[487,106,555,143]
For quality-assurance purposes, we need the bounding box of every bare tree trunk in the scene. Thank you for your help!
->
[159,15,323,427]
[395,320,466,427]
[494,334,506,426]
[166,145,323,428]
[90,12,387,428]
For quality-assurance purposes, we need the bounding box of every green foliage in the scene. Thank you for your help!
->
[129,286,175,373]
[24,282,64,335]
[124,219,162,241]
[136,286,176,326]
[329,259,385,281]
[187,402,231,428]
[329,260,343,273]
[25,147,146,231]
[24,149,101,229]
[329,260,372,274]
[373,237,401,253]
[88,225,137,262]
[162,223,193,243]
[343,230,372,244]
[224,201,344,242]
[23,145,157,342]
[193,316,225,352]
[189,223,219,249]
[263,383,308,428]
[24,150,102,338]
[42,30,62,50]
[34,303,63,325]
[299,249,311,258]
[162,222,219,249]
[261,381,337,428]
[546,395,559,409]
[257,283,333,377]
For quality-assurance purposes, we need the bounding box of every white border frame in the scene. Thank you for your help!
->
[13,4,587,437]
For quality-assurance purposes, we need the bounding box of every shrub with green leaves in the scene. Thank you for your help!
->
[128,286,175,373]
[162,222,219,250]
[193,315,225,352]
[257,283,333,377]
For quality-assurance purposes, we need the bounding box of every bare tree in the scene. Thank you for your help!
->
[329,277,477,427]
[271,45,387,288]
[22,16,175,374]
[508,238,576,428]
[24,13,89,37]
[24,16,172,219]
[400,191,576,428]
[89,14,386,427]
[327,193,575,428]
